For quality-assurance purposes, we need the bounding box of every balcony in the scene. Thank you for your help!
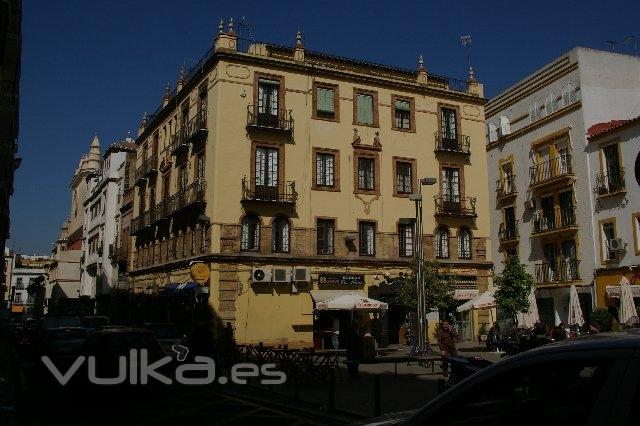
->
[532,205,578,236]
[169,127,189,155]
[535,259,581,285]
[130,210,151,235]
[595,168,625,196]
[169,181,206,215]
[0,80,19,107]
[246,105,294,133]
[185,111,208,145]
[433,132,471,156]
[150,200,169,224]
[434,196,477,218]
[134,155,158,185]
[529,155,574,189]
[498,220,519,243]
[496,175,517,200]
[241,177,297,204]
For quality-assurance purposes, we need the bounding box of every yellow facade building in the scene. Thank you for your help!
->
[130,24,492,348]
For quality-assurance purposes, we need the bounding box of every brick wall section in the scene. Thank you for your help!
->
[218,265,238,329]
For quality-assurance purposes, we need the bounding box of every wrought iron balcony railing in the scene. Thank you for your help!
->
[184,111,208,143]
[535,259,580,284]
[134,155,158,184]
[168,181,206,215]
[532,205,577,234]
[499,220,519,242]
[150,200,169,224]
[433,132,471,155]
[169,126,189,155]
[595,168,625,195]
[434,196,477,217]
[247,105,294,132]
[530,155,574,187]
[241,176,297,204]
[496,175,517,199]
[0,80,19,107]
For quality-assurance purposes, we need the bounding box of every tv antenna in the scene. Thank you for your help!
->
[461,35,472,73]
[623,35,637,56]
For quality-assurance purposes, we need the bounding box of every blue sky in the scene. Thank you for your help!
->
[9,0,640,254]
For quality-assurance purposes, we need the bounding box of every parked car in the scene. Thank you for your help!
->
[81,316,110,333]
[42,316,82,329]
[144,323,185,357]
[360,329,640,425]
[40,327,89,361]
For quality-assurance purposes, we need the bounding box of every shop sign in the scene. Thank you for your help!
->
[318,273,365,286]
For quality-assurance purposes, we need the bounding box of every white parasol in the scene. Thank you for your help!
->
[568,285,585,326]
[618,277,638,325]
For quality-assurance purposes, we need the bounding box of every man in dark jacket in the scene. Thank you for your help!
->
[437,320,458,377]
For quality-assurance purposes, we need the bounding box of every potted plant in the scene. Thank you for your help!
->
[477,323,488,343]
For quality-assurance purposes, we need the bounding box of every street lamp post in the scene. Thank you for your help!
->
[409,177,437,355]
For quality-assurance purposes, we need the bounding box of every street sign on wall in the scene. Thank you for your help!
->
[318,273,365,286]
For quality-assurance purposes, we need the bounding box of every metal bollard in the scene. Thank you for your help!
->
[374,374,382,417]
[328,367,336,410]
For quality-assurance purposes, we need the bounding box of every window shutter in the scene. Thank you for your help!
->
[357,94,374,124]
[499,116,511,136]
[317,88,335,113]
[488,123,498,143]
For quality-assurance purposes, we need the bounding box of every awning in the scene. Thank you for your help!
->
[457,291,496,312]
[454,289,479,300]
[310,290,365,303]
[11,305,24,313]
[162,282,201,295]
[606,285,640,299]
[314,292,388,310]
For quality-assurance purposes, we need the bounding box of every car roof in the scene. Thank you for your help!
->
[524,329,640,354]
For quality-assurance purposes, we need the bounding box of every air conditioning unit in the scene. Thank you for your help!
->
[251,268,271,284]
[272,267,291,283]
[609,238,628,252]
[293,267,311,283]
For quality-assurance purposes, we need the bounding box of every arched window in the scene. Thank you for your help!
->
[436,227,450,259]
[458,228,472,259]
[240,215,260,251]
[272,217,291,253]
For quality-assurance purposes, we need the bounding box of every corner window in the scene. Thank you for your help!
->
[241,215,260,251]
[317,219,335,255]
[458,228,472,259]
[436,227,450,259]
[399,223,414,257]
[314,83,338,120]
[359,221,376,256]
[271,217,290,253]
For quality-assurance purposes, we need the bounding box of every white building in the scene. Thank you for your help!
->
[4,249,51,315]
[585,117,640,308]
[79,139,135,303]
[486,47,640,325]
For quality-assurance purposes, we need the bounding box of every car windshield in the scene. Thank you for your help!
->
[50,329,88,340]
[44,317,81,328]
[146,325,180,339]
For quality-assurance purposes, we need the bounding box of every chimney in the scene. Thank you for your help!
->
[417,54,428,86]
[214,18,237,52]
[293,30,305,63]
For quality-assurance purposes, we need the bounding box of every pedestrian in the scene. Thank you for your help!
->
[331,316,340,350]
[437,320,458,377]
[346,320,362,378]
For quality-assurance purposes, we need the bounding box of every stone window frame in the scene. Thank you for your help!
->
[239,213,262,252]
[316,216,337,255]
[270,215,291,254]
[435,225,451,259]
[438,162,466,199]
[312,81,340,122]
[457,227,473,260]
[353,150,380,195]
[358,219,377,257]
[390,94,416,133]
[437,102,462,142]
[253,72,286,116]
[312,147,340,192]
[392,157,417,198]
[352,87,380,128]
[598,217,618,265]
[250,140,286,190]
[397,220,415,258]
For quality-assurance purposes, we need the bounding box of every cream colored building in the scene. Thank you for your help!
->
[130,25,491,347]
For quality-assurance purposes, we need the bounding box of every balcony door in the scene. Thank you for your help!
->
[603,144,621,190]
[561,240,577,280]
[504,206,516,238]
[442,167,460,212]
[258,78,280,127]
[501,163,514,194]
[543,243,557,281]
[557,146,569,175]
[255,146,279,200]
[441,107,458,150]
[541,195,555,230]
[558,190,574,227]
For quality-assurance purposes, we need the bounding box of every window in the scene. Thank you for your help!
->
[399,223,414,257]
[314,84,337,120]
[196,152,205,184]
[359,222,376,256]
[14,293,22,304]
[272,217,291,253]
[442,167,460,202]
[395,161,413,194]
[634,214,640,255]
[254,146,279,200]
[178,164,187,192]
[415,357,614,425]
[139,186,146,214]
[358,157,375,190]
[458,228,472,259]
[15,278,23,289]
[198,84,207,122]
[393,98,412,130]
[602,144,623,192]
[240,215,260,251]
[602,221,617,262]
[436,227,450,259]
[563,82,578,107]
[257,77,280,127]
[354,89,377,126]
[316,152,335,187]
[317,219,335,255]
[441,107,458,143]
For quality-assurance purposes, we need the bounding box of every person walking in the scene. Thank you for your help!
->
[331,317,340,350]
[437,320,458,377]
